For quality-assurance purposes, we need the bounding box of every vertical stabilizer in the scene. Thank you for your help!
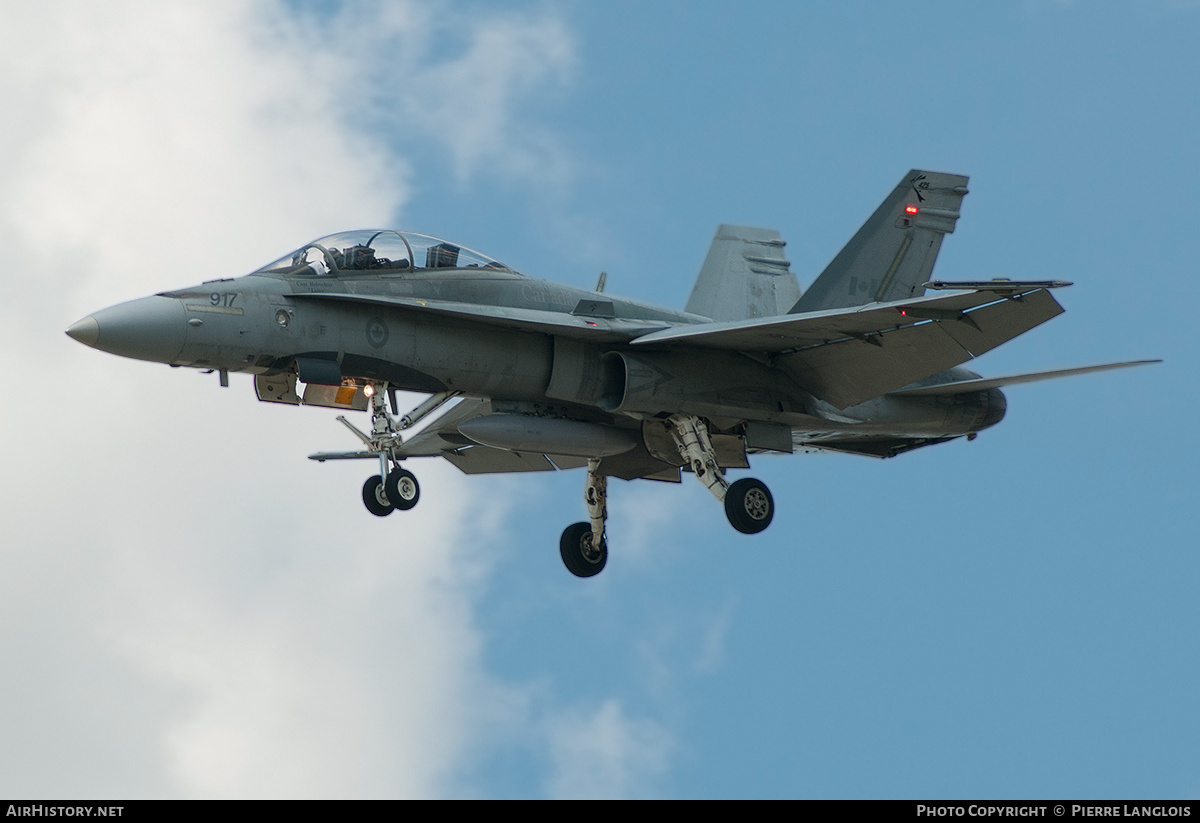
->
[791,170,969,313]
[685,225,803,321]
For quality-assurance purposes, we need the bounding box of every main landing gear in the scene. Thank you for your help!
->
[558,415,774,578]
[668,415,774,535]
[560,459,609,577]
[331,393,774,578]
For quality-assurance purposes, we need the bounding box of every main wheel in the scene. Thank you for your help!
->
[559,521,608,578]
[724,477,774,534]
[362,475,394,517]
[384,468,420,511]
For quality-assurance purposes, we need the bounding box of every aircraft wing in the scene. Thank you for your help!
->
[631,282,1068,409]
[628,284,1062,351]
[288,292,668,342]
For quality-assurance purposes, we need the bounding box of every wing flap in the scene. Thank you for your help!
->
[779,322,972,410]
[443,446,556,474]
[931,288,1064,357]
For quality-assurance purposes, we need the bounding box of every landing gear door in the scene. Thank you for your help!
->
[302,383,370,411]
[641,420,749,469]
[255,372,301,405]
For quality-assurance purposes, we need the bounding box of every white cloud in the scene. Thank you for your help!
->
[543,700,674,799]
[609,480,688,566]
[0,0,582,799]
[694,598,736,674]
[311,0,577,187]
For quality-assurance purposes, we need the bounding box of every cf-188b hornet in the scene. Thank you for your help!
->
[67,170,1155,577]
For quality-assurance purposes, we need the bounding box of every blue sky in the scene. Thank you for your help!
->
[1,0,1195,799]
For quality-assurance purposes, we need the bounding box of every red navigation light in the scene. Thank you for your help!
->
[905,205,919,214]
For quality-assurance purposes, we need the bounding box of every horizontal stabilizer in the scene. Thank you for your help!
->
[889,360,1161,397]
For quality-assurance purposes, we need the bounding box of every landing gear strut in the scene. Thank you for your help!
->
[556,418,776,577]
[334,384,458,516]
[668,414,774,534]
[560,458,609,578]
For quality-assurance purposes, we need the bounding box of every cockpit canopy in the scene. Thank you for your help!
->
[255,230,514,276]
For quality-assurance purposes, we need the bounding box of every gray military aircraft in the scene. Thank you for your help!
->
[67,170,1154,577]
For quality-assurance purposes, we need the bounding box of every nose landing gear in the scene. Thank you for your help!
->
[318,384,459,517]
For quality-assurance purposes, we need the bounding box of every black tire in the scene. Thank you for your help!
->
[384,468,420,511]
[725,478,774,534]
[362,475,394,517]
[559,521,607,578]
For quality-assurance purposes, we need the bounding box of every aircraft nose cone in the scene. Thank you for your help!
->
[65,316,100,347]
[66,295,187,364]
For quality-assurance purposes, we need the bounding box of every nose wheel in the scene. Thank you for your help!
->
[385,468,420,511]
[361,468,422,517]
[362,475,395,517]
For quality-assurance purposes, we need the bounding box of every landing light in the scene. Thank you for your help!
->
[363,384,375,397]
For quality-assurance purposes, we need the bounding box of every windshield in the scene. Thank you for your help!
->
[255,230,513,276]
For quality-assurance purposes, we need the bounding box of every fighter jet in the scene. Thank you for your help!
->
[66,170,1154,577]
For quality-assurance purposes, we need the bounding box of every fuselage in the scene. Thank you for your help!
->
[66,229,1006,454]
